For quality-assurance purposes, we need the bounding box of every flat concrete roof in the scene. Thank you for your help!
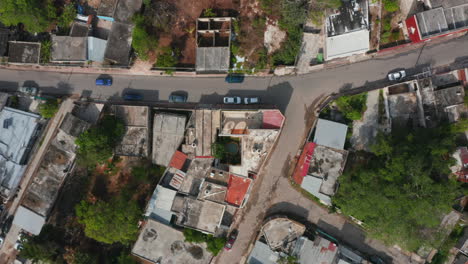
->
[247,241,279,264]
[387,91,419,127]
[196,47,230,72]
[179,158,213,196]
[434,85,465,108]
[198,181,227,204]
[8,41,40,64]
[293,236,339,264]
[152,113,186,167]
[132,219,212,264]
[416,8,449,38]
[313,119,348,150]
[113,0,142,23]
[308,145,347,196]
[59,112,91,137]
[51,36,87,62]
[173,197,225,234]
[12,206,45,235]
[182,110,220,157]
[430,0,468,8]
[70,22,90,37]
[112,105,149,157]
[325,29,370,60]
[112,105,149,126]
[261,217,305,250]
[104,22,134,65]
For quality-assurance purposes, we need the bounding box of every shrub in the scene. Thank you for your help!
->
[383,0,399,12]
[203,8,216,17]
[40,40,52,63]
[183,229,226,256]
[132,14,158,61]
[39,99,59,118]
[155,47,178,68]
[335,93,368,121]
[0,0,57,32]
[58,4,76,28]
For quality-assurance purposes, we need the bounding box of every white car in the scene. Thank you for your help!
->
[0,236,4,247]
[387,70,406,81]
[223,96,241,104]
[244,97,260,104]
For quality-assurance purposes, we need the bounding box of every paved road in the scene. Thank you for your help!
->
[0,34,467,264]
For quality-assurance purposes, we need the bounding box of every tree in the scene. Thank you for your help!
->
[73,252,97,264]
[155,47,178,68]
[0,0,57,32]
[20,241,60,263]
[383,0,399,12]
[334,93,368,121]
[132,14,158,61]
[334,125,462,250]
[117,252,139,264]
[75,115,125,166]
[183,229,226,256]
[75,197,142,245]
[39,99,59,118]
[57,4,77,28]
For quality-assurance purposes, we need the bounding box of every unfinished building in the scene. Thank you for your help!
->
[112,105,150,157]
[196,17,232,72]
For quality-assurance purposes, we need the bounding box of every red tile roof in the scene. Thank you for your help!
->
[292,142,316,185]
[225,174,252,207]
[169,151,187,170]
[262,110,285,129]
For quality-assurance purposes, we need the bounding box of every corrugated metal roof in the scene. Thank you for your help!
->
[87,37,107,62]
[13,206,45,235]
[313,119,348,150]
[145,185,177,224]
[301,176,332,206]
[169,151,187,170]
[247,241,279,264]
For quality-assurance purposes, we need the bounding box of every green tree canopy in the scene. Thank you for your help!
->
[0,0,56,32]
[75,115,125,166]
[38,99,59,118]
[334,93,368,121]
[132,14,158,61]
[334,125,462,250]
[75,196,142,245]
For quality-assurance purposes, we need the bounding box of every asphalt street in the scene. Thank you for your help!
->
[0,34,467,264]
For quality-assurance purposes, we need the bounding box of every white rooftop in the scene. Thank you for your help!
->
[313,119,348,150]
[325,29,370,60]
[13,206,46,235]
[247,241,279,264]
[152,113,186,167]
[145,185,176,225]
[301,176,332,206]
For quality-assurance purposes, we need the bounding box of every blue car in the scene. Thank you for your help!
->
[225,74,244,83]
[123,93,143,101]
[95,78,112,86]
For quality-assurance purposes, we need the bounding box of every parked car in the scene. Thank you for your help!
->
[244,97,260,104]
[224,230,238,251]
[95,77,112,86]
[18,86,38,96]
[0,236,4,247]
[169,94,187,103]
[14,241,23,251]
[223,96,241,104]
[225,74,244,83]
[387,70,406,81]
[122,93,143,101]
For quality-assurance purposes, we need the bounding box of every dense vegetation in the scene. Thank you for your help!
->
[20,225,64,263]
[383,0,399,12]
[334,124,465,250]
[132,14,159,61]
[75,196,142,245]
[335,93,368,121]
[271,0,307,65]
[0,0,76,32]
[75,116,125,167]
[183,228,227,256]
[38,99,59,118]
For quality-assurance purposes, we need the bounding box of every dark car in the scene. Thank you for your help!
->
[224,230,238,251]
[225,74,245,83]
[95,78,112,86]
[169,94,187,103]
[123,93,143,101]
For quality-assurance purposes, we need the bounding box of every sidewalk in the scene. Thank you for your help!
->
[0,99,75,264]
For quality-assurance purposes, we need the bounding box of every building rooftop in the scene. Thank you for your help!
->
[88,37,107,62]
[313,119,348,150]
[326,0,368,37]
[387,90,420,127]
[179,158,213,196]
[221,111,264,135]
[104,22,134,65]
[59,112,91,137]
[416,4,468,39]
[97,0,118,17]
[112,105,149,157]
[12,206,45,235]
[325,29,370,60]
[132,219,212,264]
[169,151,188,170]
[261,217,306,250]
[8,41,40,64]
[247,241,279,264]
[172,196,225,234]
[225,174,252,207]
[145,185,176,225]
[293,236,339,264]
[182,110,220,157]
[196,47,230,72]
[434,85,464,108]
[70,22,90,37]
[429,0,468,8]
[71,103,104,124]
[51,36,87,62]
[113,0,142,24]
[301,175,332,205]
[308,145,348,196]
[198,181,228,204]
[153,113,186,166]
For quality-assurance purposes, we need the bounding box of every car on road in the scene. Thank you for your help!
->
[122,93,143,101]
[18,86,38,96]
[223,96,241,104]
[0,236,4,247]
[387,70,406,81]
[169,94,187,103]
[95,77,112,86]
[244,97,260,104]
[225,74,244,83]
[224,230,238,251]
